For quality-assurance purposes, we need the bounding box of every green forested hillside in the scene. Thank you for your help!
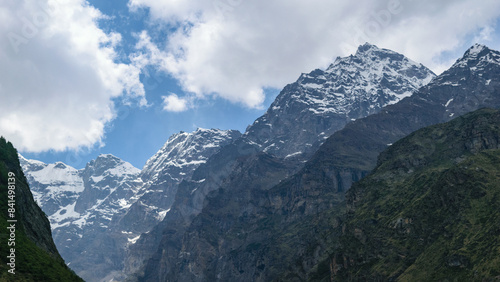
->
[0,137,83,281]
[320,108,500,281]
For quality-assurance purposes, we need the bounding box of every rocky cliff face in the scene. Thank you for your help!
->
[128,44,436,281]
[136,44,500,281]
[116,129,242,236]
[0,137,83,281]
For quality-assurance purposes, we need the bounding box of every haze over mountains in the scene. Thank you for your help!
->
[18,43,500,281]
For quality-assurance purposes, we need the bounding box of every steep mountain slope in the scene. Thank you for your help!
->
[128,44,436,281]
[324,108,500,281]
[137,44,500,281]
[117,128,242,235]
[56,154,144,281]
[245,43,434,159]
[0,137,82,281]
[21,128,240,281]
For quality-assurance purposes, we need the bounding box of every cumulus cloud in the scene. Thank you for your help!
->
[162,93,189,112]
[0,0,145,152]
[130,0,500,108]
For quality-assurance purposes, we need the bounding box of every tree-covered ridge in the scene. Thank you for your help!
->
[320,108,500,281]
[0,137,83,281]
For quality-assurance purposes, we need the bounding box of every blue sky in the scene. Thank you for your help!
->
[2,0,500,169]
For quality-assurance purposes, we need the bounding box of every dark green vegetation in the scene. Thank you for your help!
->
[314,108,500,281]
[0,137,83,281]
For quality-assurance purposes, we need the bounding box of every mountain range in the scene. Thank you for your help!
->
[21,129,240,281]
[18,43,500,281]
[129,44,500,281]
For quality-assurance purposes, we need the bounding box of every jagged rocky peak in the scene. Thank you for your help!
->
[318,42,435,107]
[53,162,67,169]
[244,43,436,159]
[84,153,140,178]
[418,43,500,114]
[449,43,500,71]
[141,128,241,182]
[75,154,141,213]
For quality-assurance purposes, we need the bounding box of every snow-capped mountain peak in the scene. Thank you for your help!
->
[450,43,500,71]
[141,128,241,183]
[467,43,487,56]
[21,128,242,281]
[243,43,436,159]
[19,154,48,171]
[354,42,378,54]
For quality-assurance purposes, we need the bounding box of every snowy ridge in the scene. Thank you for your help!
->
[291,43,435,114]
[21,129,240,236]
[450,43,500,72]
[64,154,143,231]
[417,43,500,118]
[141,128,241,185]
[21,154,143,239]
[243,43,436,159]
[117,128,241,236]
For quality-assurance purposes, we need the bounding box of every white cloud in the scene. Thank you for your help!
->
[162,93,189,112]
[0,0,145,152]
[130,0,500,108]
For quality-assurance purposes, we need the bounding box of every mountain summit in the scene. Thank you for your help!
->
[452,43,500,71]
[244,43,435,159]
